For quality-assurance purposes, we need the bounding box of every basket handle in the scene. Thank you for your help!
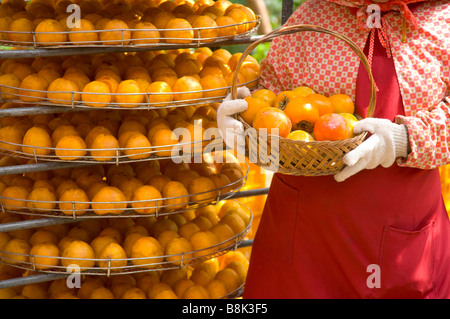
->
[230,24,376,118]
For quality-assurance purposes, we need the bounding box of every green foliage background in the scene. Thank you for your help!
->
[223,0,307,63]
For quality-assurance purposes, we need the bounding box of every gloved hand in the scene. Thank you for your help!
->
[217,86,251,155]
[334,118,409,182]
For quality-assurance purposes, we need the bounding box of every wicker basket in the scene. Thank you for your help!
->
[230,24,377,176]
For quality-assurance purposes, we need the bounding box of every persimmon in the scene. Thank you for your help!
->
[199,74,228,99]
[151,128,179,157]
[0,73,21,100]
[0,125,23,153]
[27,187,57,212]
[161,180,189,210]
[252,107,292,138]
[287,130,314,141]
[37,67,61,85]
[172,76,203,101]
[97,242,127,271]
[273,90,297,109]
[215,267,240,293]
[283,96,320,132]
[100,19,131,45]
[210,223,234,249]
[118,119,147,137]
[224,8,248,34]
[189,230,219,258]
[226,260,248,283]
[172,3,196,18]
[35,19,68,46]
[151,10,176,29]
[163,18,194,44]
[10,63,35,81]
[29,242,60,270]
[220,211,246,235]
[240,96,270,125]
[55,135,87,161]
[306,93,334,117]
[69,19,98,45]
[85,126,112,149]
[115,79,144,108]
[239,62,260,88]
[63,71,90,95]
[7,18,34,44]
[340,112,358,138]
[91,186,127,215]
[130,185,162,215]
[51,124,79,146]
[191,15,218,43]
[165,237,194,266]
[118,177,144,202]
[292,85,315,97]
[1,238,30,264]
[61,240,95,270]
[47,78,80,105]
[21,283,48,299]
[188,176,218,204]
[122,287,147,299]
[58,187,90,216]
[77,277,104,299]
[96,76,119,102]
[123,133,152,160]
[18,74,48,103]
[131,21,160,46]
[21,126,52,156]
[1,185,29,210]
[314,113,351,141]
[95,68,121,84]
[149,174,172,193]
[214,15,237,39]
[151,69,178,88]
[82,80,112,108]
[174,169,200,189]
[90,235,118,258]
[207,279,228,299]
[130,236,164,269]
[152,218,179,238]
[174,58,201,78]
[251,89,277,107]
[145,81,173,106]
[90,133,119,162]
[329,93,355,114]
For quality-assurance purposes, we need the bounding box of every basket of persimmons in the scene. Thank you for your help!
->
[230,24,377,176]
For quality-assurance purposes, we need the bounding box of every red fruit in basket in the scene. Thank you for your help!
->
[252,107,292,138]
[283,96,319,133]
[314,113,351,141]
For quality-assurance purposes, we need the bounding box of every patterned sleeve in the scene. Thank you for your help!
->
[258,19,298,94]
[396,95,450,169]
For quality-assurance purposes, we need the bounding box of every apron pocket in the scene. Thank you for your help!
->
[253,174,299,265]
[374,220,435,298]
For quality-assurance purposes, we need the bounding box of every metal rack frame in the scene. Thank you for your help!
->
[0,0,294,293]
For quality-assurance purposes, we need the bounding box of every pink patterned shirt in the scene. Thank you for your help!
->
[259,0,450,169]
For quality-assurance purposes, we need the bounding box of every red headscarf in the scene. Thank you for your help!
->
[323,0,428,81]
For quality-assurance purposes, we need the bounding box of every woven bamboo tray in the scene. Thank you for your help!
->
[230,24,377,176]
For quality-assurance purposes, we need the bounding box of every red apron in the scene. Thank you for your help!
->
[243,30,450,299]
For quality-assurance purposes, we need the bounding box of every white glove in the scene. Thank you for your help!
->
[217,87,251,155]
[334,118,409,182]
